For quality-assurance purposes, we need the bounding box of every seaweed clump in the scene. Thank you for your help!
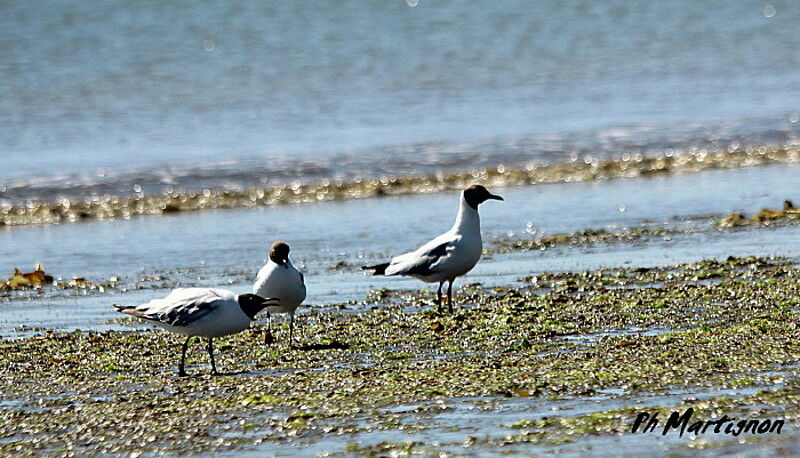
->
[1,264,53,290]
[718,200,800,227]
[491,226,676,253]
[1,263,117,293]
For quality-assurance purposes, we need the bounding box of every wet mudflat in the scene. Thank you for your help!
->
[1,255,799,455]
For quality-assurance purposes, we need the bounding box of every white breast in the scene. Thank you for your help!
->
[252,261,306,314]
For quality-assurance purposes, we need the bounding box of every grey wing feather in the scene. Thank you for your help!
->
[134,289,227,326]
[160,300,218,326]
[390,241,453,276]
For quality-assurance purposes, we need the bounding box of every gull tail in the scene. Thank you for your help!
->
[113,304,145,318]
[112,303,130,313]
[362,262,390,276]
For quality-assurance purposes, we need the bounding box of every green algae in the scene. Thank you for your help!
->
[3,145,800,227]
[0,256,799,454]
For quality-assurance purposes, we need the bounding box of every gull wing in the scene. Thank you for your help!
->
[384,234,459,277]
[125,288,233,327]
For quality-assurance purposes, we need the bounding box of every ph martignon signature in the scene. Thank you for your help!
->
[632,408,784,437]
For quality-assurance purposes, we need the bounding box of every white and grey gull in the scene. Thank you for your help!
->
[114,288,279,376]
[253,241,306,346]
[362,184,503,312]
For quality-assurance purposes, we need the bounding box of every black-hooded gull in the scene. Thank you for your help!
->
[252,241,307,346]
[114,288,278,376]
[363,184,503,312]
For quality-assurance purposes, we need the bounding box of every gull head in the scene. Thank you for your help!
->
[237,293,279,320]
[463,185,504,209]
[269,241,291,265]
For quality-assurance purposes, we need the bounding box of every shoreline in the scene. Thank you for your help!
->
[2,144,799,228]
[1,255,799,454]
[3,200,799,303]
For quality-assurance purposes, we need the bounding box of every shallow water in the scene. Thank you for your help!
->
[1,164,799,337]
[212,383,794,457]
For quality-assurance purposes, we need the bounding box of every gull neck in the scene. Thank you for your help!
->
[451,193,481,234]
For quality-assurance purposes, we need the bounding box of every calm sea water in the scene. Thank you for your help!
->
[2,0,800,201]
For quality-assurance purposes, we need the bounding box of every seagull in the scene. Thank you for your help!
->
[114,288,278,376]
[253,241,306,346]
[362,184,503,312]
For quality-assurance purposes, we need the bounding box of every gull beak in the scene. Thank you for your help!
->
[489,194,504,201]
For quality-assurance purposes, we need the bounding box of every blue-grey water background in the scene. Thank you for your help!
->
[2,0,800,201]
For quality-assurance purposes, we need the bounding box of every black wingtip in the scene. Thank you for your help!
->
[362,263,390,275]
[113,304,144,318]
[112,303,129,313]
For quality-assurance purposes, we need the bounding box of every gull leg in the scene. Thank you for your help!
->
[207,338,218,375]
[436,281,444,313]
[178,336,191,377]
[447,279,454,314]
[289,312,295,347]
[265,312,274,346]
